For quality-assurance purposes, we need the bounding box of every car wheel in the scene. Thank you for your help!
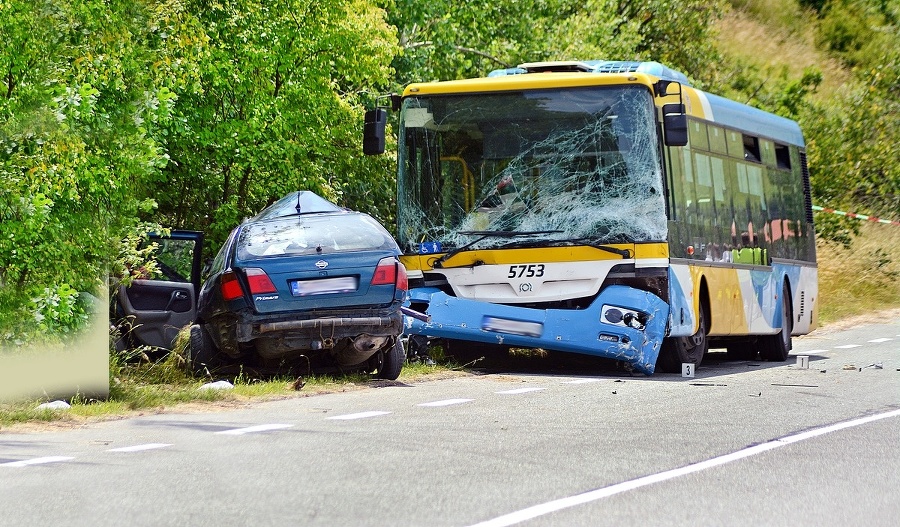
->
[760,283,792,362]
[375,339,404,380]
[188,324,221,376]
[657,300,709,373]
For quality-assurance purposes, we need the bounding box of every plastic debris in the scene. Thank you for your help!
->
[864,362,883,369]
[198,380,234,391]
[37,400,71,410]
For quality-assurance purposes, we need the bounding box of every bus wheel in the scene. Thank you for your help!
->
[760,283,792,361]
[656,301,709,373]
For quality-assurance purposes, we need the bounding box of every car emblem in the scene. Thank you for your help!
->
[315,260,328,269]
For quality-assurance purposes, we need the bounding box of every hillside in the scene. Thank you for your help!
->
[715,8,850,98]
[717,1,900,324]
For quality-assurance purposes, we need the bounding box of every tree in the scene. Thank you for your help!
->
[156,0,398,245]
[0,0,207,340]
[382,0,724,87]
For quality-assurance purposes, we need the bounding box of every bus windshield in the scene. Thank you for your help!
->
[397,85,667,253]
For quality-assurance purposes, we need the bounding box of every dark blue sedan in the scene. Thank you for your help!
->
[116,192,408,379]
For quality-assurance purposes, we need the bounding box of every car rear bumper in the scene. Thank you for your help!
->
[208,307,403,357]
[259,316,399,333]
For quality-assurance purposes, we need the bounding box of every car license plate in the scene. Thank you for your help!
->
[290,276,358,296]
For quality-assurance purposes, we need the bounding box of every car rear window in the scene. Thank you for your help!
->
[236,213,397,261]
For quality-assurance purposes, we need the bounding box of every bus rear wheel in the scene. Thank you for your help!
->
[760,283,792,361]
[657,301,709,373]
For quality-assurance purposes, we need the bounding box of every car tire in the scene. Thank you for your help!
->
[188,324,221,376]
[375,339,404,380]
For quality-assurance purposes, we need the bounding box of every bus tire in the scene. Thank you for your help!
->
[760,283,792,361]
[657,300,709,373]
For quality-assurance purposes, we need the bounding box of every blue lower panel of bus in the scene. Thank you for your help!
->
[404,285,669,375]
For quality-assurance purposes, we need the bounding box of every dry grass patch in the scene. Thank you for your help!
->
[817,223,900,324]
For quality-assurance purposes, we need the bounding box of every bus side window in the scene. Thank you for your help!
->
[743,135,761,162]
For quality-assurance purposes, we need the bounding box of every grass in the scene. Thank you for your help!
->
[2,223,898,430]
[715,1,850,100]
[816,222,900,324]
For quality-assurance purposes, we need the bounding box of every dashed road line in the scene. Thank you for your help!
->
[834,344,862,349]
[418,399,474,407]
[327,411,391,420]
[496,387,546,395]
[868,338,892,343]
[108,443,172,453]
[215,424,294,435]
[1,456,74,468]
[561,379,602,384]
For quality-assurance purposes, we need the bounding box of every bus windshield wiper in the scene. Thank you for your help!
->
[432,230,562,268]
[496,237,633,258]
[569,238,633,258]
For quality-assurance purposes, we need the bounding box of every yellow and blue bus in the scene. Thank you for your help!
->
[365,60,817,374]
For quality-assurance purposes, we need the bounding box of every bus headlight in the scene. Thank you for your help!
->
[601,305,648,331]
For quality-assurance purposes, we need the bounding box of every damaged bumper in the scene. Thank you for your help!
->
[404,285,669,374]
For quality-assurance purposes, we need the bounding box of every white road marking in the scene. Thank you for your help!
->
[2,456,74,467]
[108,443,172,453]
[803,349,830,354]
[834,344,862,349]
[215,424,294,435]
[418,399,474,407]
[561,379,602,384]
[466,408,900,527]
[868,338,892,343]
[495,387,546,395]
[327,411,391,420]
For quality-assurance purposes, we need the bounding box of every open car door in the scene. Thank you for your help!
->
[115,231,204,350]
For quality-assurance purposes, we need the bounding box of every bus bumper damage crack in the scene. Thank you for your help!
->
[404,285,669,374]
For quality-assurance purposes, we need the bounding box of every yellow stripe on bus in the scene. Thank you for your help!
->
[400,243,669,271]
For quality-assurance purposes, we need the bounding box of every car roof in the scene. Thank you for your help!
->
[251,191,345,222]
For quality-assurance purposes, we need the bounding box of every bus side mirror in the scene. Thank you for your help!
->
[662,103,688,147]
[363,108,387,155]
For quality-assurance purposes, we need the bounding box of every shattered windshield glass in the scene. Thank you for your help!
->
[397,85,667,253]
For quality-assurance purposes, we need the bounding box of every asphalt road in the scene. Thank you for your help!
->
[2,317,898,527]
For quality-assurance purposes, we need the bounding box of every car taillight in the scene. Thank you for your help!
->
[221,271,244,301]
[221,268,276,302]
[396,263,408,291]
[245,268,277,294]
[371,258,398,286]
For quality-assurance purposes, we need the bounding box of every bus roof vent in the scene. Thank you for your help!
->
[489,60,691,86]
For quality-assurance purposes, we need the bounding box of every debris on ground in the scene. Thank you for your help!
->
[198,380,234,391]
[36,400,71,411]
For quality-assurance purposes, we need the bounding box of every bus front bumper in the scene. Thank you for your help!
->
[404,285,669,375]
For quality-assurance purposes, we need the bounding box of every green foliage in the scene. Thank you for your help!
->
[0,1,189,343]
[802,73,900,220]
[157,0,399,246]
[383,0,724,87]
